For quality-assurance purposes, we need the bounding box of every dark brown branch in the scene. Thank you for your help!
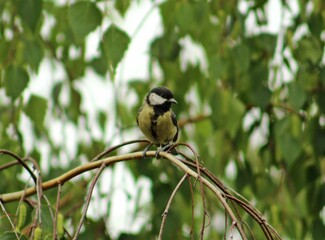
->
[0,150,37,184]
[0,158,29,171]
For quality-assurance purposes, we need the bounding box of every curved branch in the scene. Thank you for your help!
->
[91,139,149,162]
[0,150,37,184]
[1,151,246,237]
[1,151,142,203]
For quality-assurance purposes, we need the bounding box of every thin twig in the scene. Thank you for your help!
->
[35,172,43,227]
[0,158,29,171]
[241,220,256,239]
[224,202,228,240]
[178,114,209,128]
[158,174,187,239]
[187,176,195,240]
[27,156,45,227]
[159,152,248,240]
[177,153,228,193]
[73,163,106,240]
[16,176,33,217]
[177,155,253,238]
[42,195,55,220]
[91,139,149,161]
[174,143,207,239]
[53,183,62,240]
[229,221,237,239]
[266,222,282,240]
[0,150,37,184]
[0,201,20,239]
[224,194,274,239]
[27,156,55,221]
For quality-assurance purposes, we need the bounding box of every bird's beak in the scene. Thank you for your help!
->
[169,98,178,104]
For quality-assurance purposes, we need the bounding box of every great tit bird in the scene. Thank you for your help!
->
[137,87,179,157]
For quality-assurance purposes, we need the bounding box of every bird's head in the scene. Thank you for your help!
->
[146,87,177,108]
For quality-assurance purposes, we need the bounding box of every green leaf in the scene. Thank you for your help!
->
[117,102,133,127]
[67,87,82,123]
[78,219,111,240]
[51,82,63,106]
[232,43,250,74]
[175,1,209,38]
[252,33,277,55]
[312,123,325,156]
[209,55,228,80]
[23,39,44,72]
[288,82,306,110]
[307,13,324,37]
[316,92,325,114]
[24,95,47,129]
[98,111,107,131]
[68,1,102,40]
[320,67,325,85]
[115,0,130,17]
[312,216,325,239]
[3,65,29,100]
[66,58,86,79]
[210,90,245,138]
[275,117,302,166]
[101,24,130,78]
[89,54,108,76]
[248,65,271,108]
[277,134,301,166]
[296,68,319,91]
[0,40,10,64]
[0,232,28,240]
[17,0,42,32]
[294,36,322,65]
[150,33,181,62]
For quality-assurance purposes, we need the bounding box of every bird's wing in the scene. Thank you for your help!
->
[136,105,143,126]
[172,111,179,142]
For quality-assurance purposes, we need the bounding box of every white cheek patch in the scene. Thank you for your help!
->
[149,93,167,105]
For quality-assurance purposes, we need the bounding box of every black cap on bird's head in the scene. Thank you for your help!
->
[146,87,177,107]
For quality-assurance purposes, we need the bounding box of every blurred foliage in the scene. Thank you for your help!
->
[0,0,325,239]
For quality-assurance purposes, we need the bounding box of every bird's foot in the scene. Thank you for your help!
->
[142,143,153,159]
[155,144,173,159]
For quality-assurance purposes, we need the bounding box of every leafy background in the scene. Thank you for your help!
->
[0,0,324,239]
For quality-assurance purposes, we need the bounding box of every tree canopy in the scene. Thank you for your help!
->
[0,0,324,239]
